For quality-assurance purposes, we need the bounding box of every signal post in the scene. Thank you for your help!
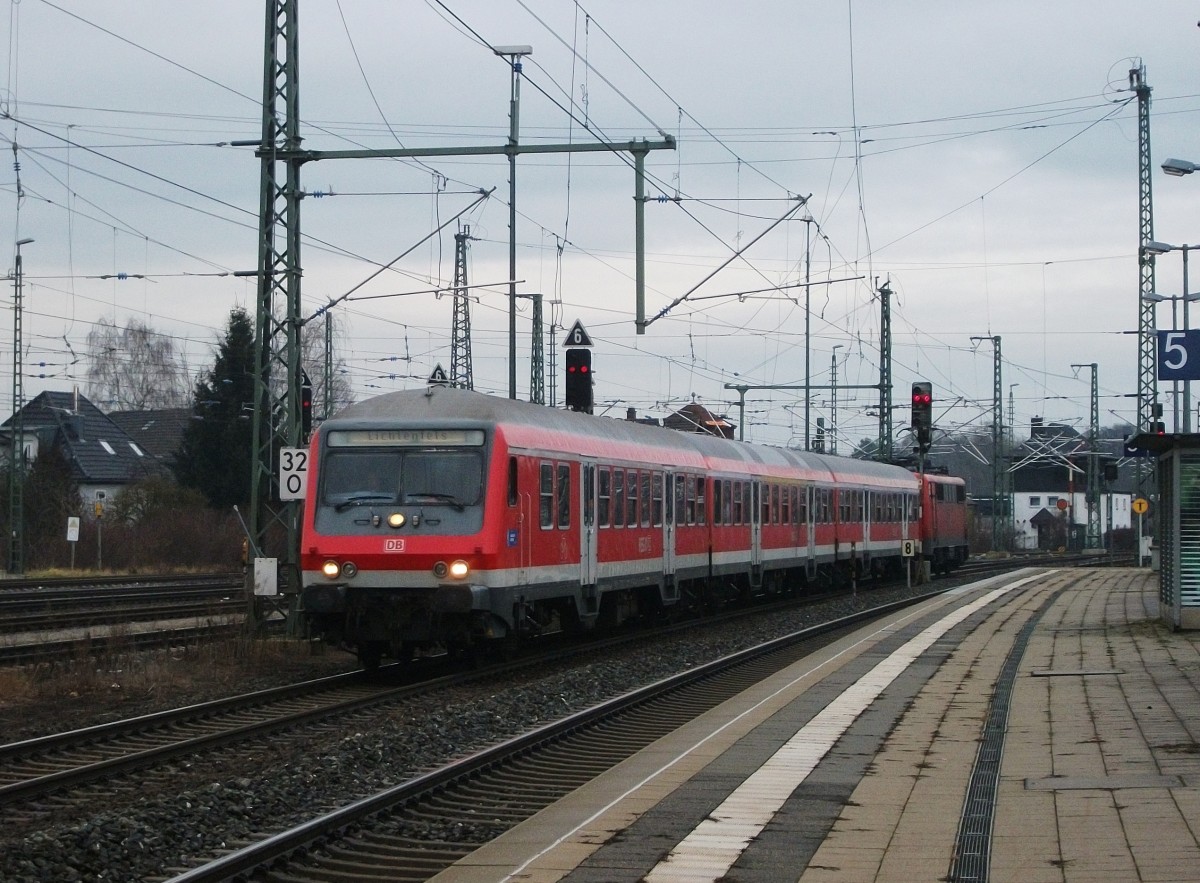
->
[911,381,934,584]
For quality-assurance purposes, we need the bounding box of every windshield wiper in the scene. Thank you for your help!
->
[404,491,465,511]
[333,493,394,512]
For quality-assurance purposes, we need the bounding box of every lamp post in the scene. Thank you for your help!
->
[8,237,31,575]
[494,44,532,401]
[1162,157,1199,177]
[1142,238,1199,431]
[1157,157,1200,428]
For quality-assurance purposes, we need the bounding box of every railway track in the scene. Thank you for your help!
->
[0,558,1121,816]
[163,592,930,883]
[0,668,417,810]
[0,559,1126,881]
[0,573,245,663]
[0,556,1122,666]
[0,572,956,814]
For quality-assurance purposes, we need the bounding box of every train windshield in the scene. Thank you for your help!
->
[322,448,485,509]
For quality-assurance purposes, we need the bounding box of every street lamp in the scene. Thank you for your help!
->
[8,237,32,575]
[1162,157,1199,177]
[494,44,533,400]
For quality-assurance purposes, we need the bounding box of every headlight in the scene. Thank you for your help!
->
[387,512,406,528]
[321,560,340,579]
[432,561,448,578]
[341,561,358,578]
[448,559,469,579]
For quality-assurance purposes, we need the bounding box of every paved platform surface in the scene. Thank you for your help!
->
[432,567,1200,882]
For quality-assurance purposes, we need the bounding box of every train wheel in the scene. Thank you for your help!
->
[358,641,385,672]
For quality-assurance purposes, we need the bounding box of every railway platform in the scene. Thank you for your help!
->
[432,567,1200,882]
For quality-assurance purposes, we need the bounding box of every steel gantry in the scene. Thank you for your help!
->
[1072,362,1102,548]
[450,228,475,390]
[877,279,894,462]
[248,0,303,613]
[250,0,674,617]
[1134,64,1158,435]
[971,335,1005,550]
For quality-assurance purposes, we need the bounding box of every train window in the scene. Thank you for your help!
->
[855,491,864,521]
[652,472,663,526]
[402,451,484,507]
[722,480,732,524]
[508,457,518,506]
[797,487,807,524]
[957,486,965,503]
[696,476,707,525]
[759,483,769,525]
[732,481,743,524]
[557,463,571,528]
[770,485,779,525]
[322,451,399,503]
[781,485,790,524]
[613,469,625,528]
[626,469,639,527]
[640,472,651,527]
[712,479,723,525]
[675,474,686,525]
[540,463,554,528]
[598,468,611,527]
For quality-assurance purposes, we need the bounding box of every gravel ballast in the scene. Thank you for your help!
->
[0,586,935,882]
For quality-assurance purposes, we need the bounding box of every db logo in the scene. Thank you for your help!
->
[384,538,406,553]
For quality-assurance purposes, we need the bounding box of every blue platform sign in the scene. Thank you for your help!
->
[1157,329,1200,381]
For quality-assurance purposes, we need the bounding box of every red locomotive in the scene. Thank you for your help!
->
[299,386,969,668]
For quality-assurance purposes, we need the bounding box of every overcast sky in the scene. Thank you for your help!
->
[2,1,1199,451]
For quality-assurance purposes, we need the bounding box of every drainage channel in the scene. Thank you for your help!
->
[949,587,1066,882]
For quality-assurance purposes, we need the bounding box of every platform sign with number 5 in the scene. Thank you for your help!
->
[1157,329,1200,381]
[279,446,308,501]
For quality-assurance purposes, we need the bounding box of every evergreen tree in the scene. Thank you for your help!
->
[173,308,256,510]
[23,443,82,569]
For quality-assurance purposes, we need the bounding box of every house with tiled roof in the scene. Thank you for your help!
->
[1009,417,1132,550]
[108,407,190,474]
[1,390,163,510]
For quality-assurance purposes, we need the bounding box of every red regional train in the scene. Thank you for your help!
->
[299,386,969,668]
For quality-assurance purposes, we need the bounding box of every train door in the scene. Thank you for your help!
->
[863,488,872,554]
[750,480,763,571]
[580,462,597,587]
[663,471,676,586]
[805,485,818,580]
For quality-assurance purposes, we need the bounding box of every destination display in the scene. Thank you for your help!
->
[326,429,485,447]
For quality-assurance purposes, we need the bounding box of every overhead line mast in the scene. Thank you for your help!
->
[250,2,674,624]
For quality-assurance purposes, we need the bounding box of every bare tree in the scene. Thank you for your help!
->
[86,317,191,410]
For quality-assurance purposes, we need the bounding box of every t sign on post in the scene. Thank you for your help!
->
[1157,329,1200,381]
[279,447,308,501]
